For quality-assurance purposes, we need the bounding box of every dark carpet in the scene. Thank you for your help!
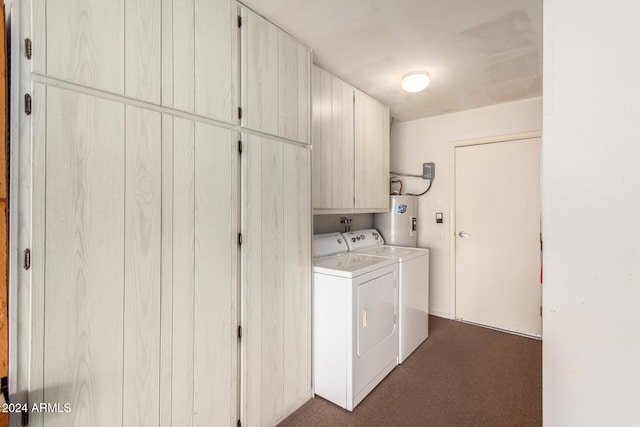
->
[278,316,542,427]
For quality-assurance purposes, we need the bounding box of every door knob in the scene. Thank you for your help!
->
[458,231,471,238]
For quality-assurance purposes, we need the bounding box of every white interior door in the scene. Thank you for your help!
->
[455,138,541,336]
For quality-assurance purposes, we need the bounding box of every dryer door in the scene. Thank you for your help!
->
[357,270,397,358]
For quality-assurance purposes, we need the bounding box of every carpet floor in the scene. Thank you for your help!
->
[278,316,542,427]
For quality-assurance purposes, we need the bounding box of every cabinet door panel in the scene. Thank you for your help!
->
[195,0,237,123]
[332,76,355,209]
[311,66,354,210]
[244,136,312,426]
[312,67,332,208]
[243,8,311,143]
[245,9,279,136]
[172,119,239,426]
[355,91,390,210]
[170,0,237,122]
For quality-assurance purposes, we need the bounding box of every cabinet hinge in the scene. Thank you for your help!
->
[24,248,31,270]
[237,420,241,427]
[238,325,242,339]
[25,94,32,115]
[21,406,29,426]
[25,38,32,59]
[238,140,243,154]
[238,233,243,245]
[238,16,242,28]
[540,306,543,317]
[238,107,243,120]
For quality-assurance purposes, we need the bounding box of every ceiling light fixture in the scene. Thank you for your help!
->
[401,71,430,93]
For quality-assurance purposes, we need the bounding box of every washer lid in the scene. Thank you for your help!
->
[313,252,395,278]
[342,229,384,251]
[357,245,429,262]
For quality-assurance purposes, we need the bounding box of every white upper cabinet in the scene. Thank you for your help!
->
[36,0,238,123]
[312,67,390,213]
[312,66,355,210]
[242,7,311,144]
[355,89,391,211]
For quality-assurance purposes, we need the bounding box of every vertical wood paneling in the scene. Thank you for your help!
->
[173,0,195,112]
[161,0,174,107]
[244,8,310,143]
[260,138,285,424]
[46,0,125,94]
[246,9,278,135]
[172,117,195,427]
[159,115,174,427]
[283,144,311,407]
[193,124,238,426]
[278,32,298,141]
[311,67,324,208]
[123,106,162,427]
[318,70,333,207]
[297,45,310,144]
[331,77,352,209]
[244,136,312,426]
[339,83,355,208]
[243,135,263,427]
[195,0,237,123]
[29,83,47,427]
[355,91,390,210]
[44,87,125,427]
[126,0,161,103]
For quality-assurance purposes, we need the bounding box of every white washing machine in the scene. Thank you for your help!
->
[312,233,399,411]
[343,229,430,363]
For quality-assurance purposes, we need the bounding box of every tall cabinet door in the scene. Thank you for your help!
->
[354,90,390,210]
[243,136,312,426]
[242,7,311,143]
[170,119,240,426]
[31,86,161,427]
[29,85,239,427]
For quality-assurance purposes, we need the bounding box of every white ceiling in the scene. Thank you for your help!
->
[240,0,543,122]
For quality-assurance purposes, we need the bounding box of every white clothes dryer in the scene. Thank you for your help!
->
[312,233,399,411]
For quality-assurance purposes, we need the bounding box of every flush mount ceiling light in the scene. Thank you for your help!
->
[401,71,430,93]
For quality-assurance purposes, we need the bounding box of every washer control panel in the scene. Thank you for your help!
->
[341,229,384,251]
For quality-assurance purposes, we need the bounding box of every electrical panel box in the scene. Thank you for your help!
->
[423,162,435,180]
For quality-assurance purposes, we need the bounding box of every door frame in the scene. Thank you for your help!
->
[448,131,542,326]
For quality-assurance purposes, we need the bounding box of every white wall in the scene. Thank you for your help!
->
[390,97,542,318]
[543,1,640,425]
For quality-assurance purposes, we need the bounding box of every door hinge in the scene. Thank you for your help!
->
[237,420,241,427]
[238,16,242,28]
[24,249,31,270]
[238,233,243,245]
[21,407,29,426]
[25,94,32,115]
[238,107,243,120]
[25,38,32,59]
[238,140,243,154]
[238,325,242,339]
